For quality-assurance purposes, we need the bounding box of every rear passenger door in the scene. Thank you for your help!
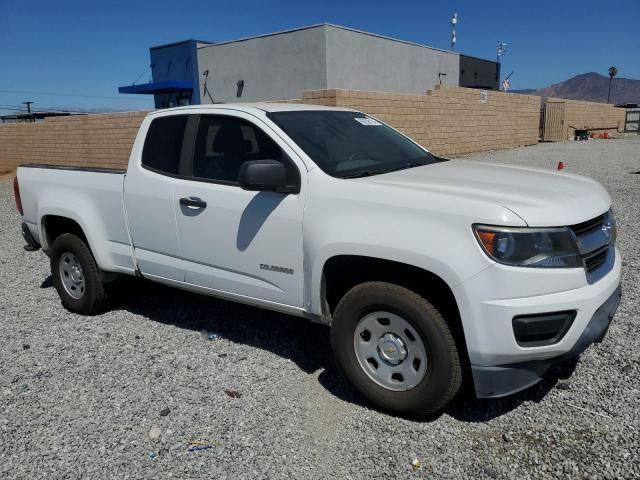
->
[172,111,306,308]
[124,114,188,281]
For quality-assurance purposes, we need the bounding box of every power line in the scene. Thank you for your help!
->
[0,103,116,114]
[0,103,71,112]
[0,94,151,111]
[0,88,149,100]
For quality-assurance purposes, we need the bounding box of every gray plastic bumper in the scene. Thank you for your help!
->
[21,222,40,251]
[472,284,622,398]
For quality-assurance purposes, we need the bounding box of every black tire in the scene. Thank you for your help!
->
[50,233,107,315]
[331,281,461,417]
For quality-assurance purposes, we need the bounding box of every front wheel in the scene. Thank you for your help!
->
[50,233,107,314]
[331,282,461,417]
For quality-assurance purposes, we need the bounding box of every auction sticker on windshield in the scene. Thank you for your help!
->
[355,117,382,126]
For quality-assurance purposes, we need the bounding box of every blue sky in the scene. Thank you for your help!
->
[1,0,638,112]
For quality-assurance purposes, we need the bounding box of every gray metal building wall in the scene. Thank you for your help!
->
[196,26,327,103]
[324,25,459,93]
[142,25,497,105]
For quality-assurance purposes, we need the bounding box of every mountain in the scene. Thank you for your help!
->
[513,72,640,105]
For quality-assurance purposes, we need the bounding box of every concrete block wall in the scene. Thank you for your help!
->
[300,85,541,156]
[546,97,626,140]
[1,89,623,174]
[0,111,148,174]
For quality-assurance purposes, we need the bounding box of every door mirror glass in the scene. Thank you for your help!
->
[238,160,295,193]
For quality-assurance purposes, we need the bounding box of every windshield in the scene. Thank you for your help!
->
[268,111,439,178]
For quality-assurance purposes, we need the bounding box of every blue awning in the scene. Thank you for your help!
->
[118,80,193,95]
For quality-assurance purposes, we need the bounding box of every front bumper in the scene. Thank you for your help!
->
[453,246,622,398]
[471,284,621,398]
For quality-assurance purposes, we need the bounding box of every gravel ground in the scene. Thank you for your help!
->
[1,137,639,479]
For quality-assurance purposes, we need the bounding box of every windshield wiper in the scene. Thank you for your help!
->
[341,170,387,179]
[386,162,428,173]
[342,162,429,179]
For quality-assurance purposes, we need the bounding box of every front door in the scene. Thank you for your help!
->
[173,111,306,308]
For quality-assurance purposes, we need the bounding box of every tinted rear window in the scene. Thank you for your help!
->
[142,116,187,175]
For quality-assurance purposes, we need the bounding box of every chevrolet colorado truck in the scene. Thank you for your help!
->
[14,104,622,416]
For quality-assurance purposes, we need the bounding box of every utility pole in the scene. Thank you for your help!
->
[22,101,34,122]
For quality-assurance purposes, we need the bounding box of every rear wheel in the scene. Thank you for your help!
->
[50,233,107,314]
[331,282,461,417]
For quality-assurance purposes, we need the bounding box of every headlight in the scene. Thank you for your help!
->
[473,225,582,268]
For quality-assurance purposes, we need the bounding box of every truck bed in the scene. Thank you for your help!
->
[17,164,136,275]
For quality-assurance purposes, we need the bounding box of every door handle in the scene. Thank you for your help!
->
[179,197,207,209]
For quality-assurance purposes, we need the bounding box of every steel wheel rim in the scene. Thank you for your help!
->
[353,311,428,391]
[59,252,86,300]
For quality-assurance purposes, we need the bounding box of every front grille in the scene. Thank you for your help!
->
[584,245,609,273]
[569,213,605,236]
[567,212,613,283]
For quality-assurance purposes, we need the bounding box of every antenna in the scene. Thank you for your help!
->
[202,70,214,103]
[497,41,508,58]
[450,13,458,49]
[496,42,508,86]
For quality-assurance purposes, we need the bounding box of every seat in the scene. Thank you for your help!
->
[197,123,247,181]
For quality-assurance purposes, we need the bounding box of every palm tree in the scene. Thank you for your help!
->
[607,66,618,103]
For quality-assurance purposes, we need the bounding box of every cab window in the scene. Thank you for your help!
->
[191,116,290,184]
[141,115,188,175]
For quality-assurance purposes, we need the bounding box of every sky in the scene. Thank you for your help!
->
[1,0,639,113]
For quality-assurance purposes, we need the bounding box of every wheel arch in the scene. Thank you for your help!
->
[41,215,88,251]
[319,254,470,370]
[39,213,106,269]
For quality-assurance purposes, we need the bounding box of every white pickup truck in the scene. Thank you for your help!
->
[14,103,621,416]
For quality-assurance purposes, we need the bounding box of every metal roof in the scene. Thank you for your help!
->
[118,80,194,95]
[195,23,492,61]
[150,39,213,50]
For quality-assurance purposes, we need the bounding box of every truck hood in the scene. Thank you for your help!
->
[358,160,611,226]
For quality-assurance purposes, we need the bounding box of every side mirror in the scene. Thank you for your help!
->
[238,160,297,193]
